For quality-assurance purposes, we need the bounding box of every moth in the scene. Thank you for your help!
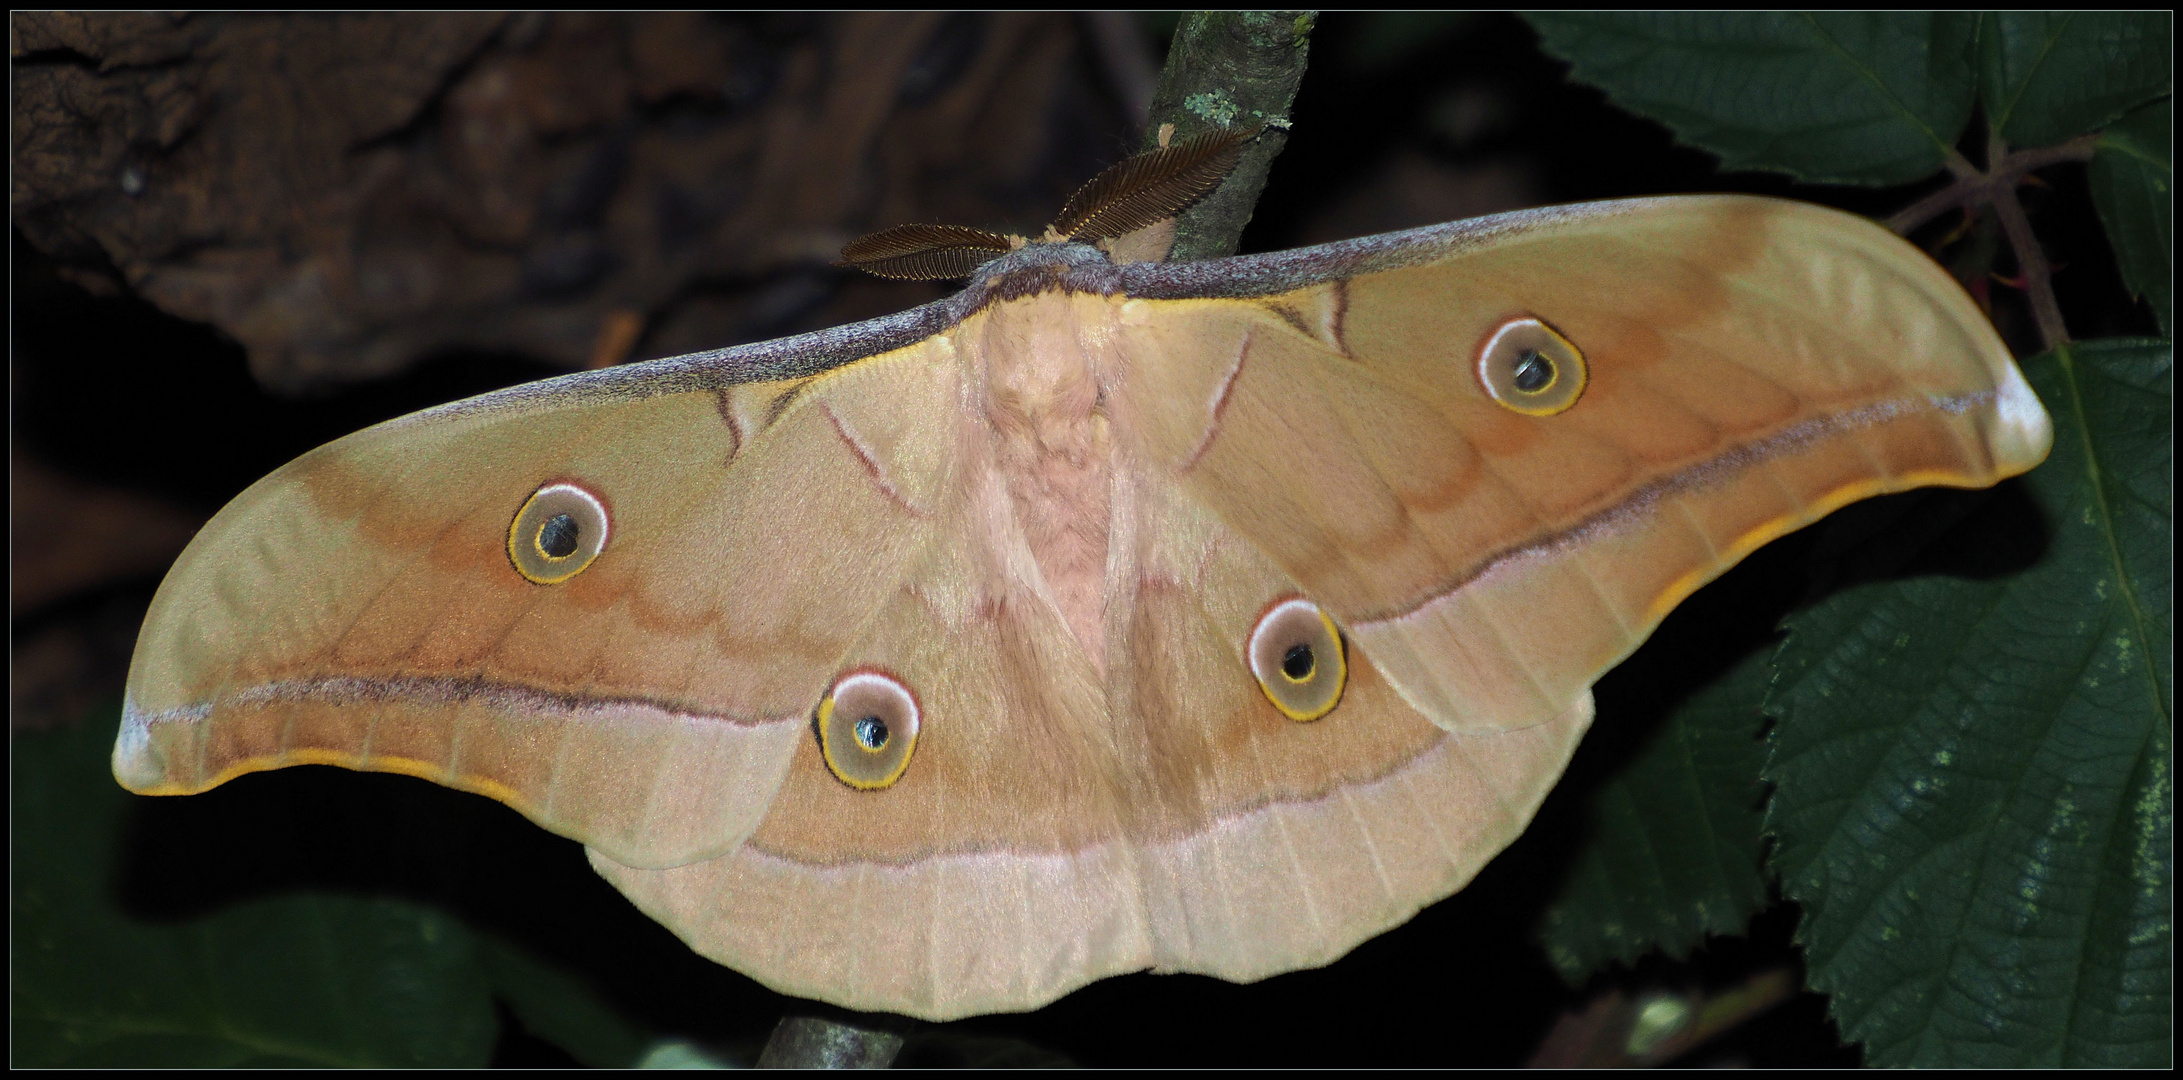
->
[115,128,2052,1020]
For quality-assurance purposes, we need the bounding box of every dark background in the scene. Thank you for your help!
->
[23,11,2139,1066]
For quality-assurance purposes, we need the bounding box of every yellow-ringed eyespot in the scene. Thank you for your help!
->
[1248,597,1347,721]
[508,481,610,585]
[1477,316,1586,416]
[816,670,921,790]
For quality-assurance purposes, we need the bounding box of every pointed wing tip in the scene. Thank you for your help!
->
[111,703,165,793]
[1992,364,2058,476]
[1758,195,2057,479]
[112,694,203,794]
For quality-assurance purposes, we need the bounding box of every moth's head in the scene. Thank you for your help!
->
[963,243,1124,303]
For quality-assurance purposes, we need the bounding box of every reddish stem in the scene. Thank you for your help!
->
[1887,129,2097,352]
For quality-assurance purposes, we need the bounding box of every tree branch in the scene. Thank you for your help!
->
[1141,11,1317,261]
[1885,133,2100,235]
[1993,179,2072,351]
[753,1009,913,1068]
[1881,127,2097,353]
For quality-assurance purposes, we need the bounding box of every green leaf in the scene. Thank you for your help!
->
[2090,99,2174,337]
[1979,12,2174,149]
[12,713,496,1067]
[13,710,663,1068]
[1524,12,1978,185]
[1765,340,2173,1067]
[482,934,651,1067]
[635,1037,740,1068]
[1538,649,1774,982]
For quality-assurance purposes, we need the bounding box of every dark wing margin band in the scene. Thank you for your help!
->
[416,201,1642,428]
[1121,201,1629,301]
[414,299,966,422]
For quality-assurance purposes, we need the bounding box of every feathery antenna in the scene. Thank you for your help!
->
[836,224,1017,281]
[1048,127,1254,242]
[837,127,1255,279]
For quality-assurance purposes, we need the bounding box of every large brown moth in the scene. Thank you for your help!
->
[114,128,2052,1021]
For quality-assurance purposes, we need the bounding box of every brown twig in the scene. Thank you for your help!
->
[1885,133,2100,236]
[1526,967,1798,1067]
[1943,145,1982,180]
[1887,134,2101,235]
[1885,128,2097,354]
[1991,171,2073,351]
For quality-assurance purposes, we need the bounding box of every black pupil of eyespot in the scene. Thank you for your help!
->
[538,513,580,558]
[1282,643,1315,681]
[854,715,889,750]
[1512,350,1554,393]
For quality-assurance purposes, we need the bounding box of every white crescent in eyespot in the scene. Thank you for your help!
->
[817,669,922,790]
[1247,597,1347,722]
[508,481,612,585]
[1474,315,1587,416]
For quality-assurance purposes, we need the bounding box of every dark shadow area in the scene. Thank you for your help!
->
[13,231,568,512]
[112,765,796,1057]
